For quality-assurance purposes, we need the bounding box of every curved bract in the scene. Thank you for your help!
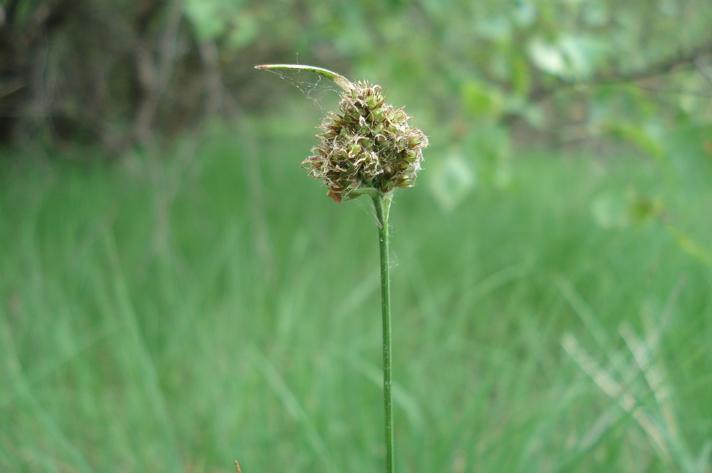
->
[254,63,354,92]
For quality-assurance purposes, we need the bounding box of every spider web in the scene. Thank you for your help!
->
[260,66,345,113]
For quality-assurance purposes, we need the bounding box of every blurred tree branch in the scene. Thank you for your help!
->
[529,39,712,102]
[0,0,71,141]
[501,38,712,129]
[4,0,20,27]
[132,0,183,145]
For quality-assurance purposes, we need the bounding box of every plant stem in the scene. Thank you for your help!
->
[373,192,394,473]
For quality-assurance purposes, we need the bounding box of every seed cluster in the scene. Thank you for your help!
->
[303,81,428,202]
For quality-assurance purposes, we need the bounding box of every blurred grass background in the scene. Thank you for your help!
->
[1,1,712,472]
[1,118,710,472]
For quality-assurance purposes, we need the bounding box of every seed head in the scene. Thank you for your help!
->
[303,81,428,202]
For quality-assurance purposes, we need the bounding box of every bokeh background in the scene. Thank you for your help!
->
[1,1,711,472]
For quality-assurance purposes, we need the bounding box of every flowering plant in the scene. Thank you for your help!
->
[255,64,427,473]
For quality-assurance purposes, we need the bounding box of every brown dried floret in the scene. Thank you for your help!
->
[302,81,428,202]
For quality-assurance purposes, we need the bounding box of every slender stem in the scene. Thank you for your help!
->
[373,193,394,473]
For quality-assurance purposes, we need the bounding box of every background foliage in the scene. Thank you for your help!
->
[1,0,711,152]
[0,1,711,472]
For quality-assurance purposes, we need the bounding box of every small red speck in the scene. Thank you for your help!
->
[704,140,712,156]
[328,189,342,203]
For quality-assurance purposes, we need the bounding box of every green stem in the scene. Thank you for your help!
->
[373,192,394,473]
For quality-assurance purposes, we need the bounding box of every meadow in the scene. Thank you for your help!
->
[1,118,710,473]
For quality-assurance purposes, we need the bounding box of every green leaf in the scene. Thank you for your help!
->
[427,151,476,210]
[461,80,503,119]
[529,39,567,76]
[591,192,629,229]
[227,15,258,49]
[603,122,666,160]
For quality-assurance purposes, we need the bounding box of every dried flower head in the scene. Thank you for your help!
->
[303,81,428,202]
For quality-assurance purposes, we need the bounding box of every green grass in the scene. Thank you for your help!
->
[1,120,710,473]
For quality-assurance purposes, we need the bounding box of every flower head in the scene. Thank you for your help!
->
[302,81,428,202]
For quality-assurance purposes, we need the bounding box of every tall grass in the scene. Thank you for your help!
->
[0,120,710,472]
